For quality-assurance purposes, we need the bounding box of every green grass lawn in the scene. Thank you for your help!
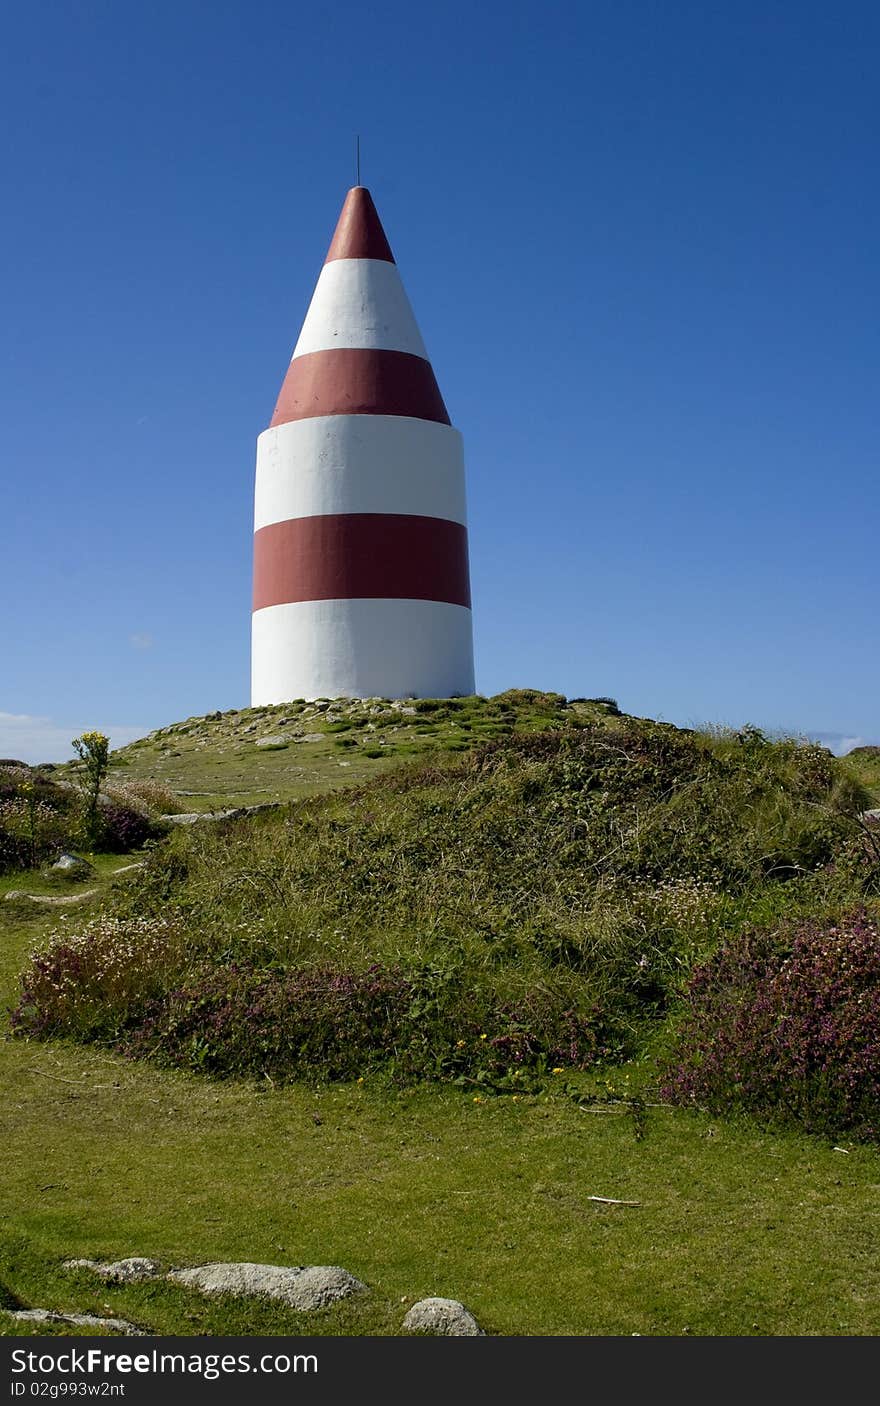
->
[3,862,880,1337]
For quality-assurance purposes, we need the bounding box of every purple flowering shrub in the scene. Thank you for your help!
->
[97,799,155,852]
[660,908,880,1139]
[0,767,79,870]
[0,763,159,870]
[126,963,414,1079]
[12,930,610,1083]
[12,917,184,1041]
[122,962,610,1083]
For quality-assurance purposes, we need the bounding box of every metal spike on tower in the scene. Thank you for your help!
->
[251,186,475,704]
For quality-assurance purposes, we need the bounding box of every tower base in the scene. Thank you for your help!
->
[251,597,475,704]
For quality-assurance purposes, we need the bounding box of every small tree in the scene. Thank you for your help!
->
[72,731,109,847]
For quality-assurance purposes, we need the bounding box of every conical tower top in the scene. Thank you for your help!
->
[269,186,449,429]
[325,186,395,263]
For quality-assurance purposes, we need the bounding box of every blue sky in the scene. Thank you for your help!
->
[2,1,877,762]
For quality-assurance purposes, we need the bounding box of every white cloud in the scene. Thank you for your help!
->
[0,713,147,765]
[806,731,875,756]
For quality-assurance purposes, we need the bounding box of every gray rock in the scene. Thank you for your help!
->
[51,852,94,876]
[5,1308,146,1335]
[64,1312,148,1335]
[63,1256,160,1284]
[4,889,96,905]
[862,809,880,823]
[162,802,281,826]
[297,733,326,743]
[255,736,288,749]
[402,1297,484,1336]
[167,1262,366,1310]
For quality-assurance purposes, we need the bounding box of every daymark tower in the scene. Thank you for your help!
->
[251,187,474,703]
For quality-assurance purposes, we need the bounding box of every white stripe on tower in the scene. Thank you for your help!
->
[251,185,475,705]
[292,259,428,359]
[254,416,466,532]
[252,599,474,704]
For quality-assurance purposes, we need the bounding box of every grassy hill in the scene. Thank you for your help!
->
[16,704,878,1092]
[101,691,621,809]
[3,693,880,1337]
[88,693,878,813]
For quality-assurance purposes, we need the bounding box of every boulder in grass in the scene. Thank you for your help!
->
[167,1262,366,1311]
[51,853,95,878]
[402,1297,484,1336]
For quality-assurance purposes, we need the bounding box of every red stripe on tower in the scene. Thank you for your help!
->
[252,186,475,704]
[253,514,471,612]
[270,349,450,427]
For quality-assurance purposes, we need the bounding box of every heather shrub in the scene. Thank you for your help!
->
[11,916,185,1042]
[97,799,156,852]
[104,778,181,817]
[660,908,880,1140]
[122,960,611,1083]
[0,794,153,867]
[0,765,34,795]
[0,769,81,870]
[0,759,159,871]
[0,794,71,869]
